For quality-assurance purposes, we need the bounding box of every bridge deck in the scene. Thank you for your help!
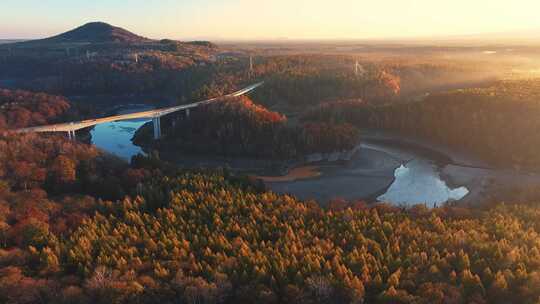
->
[17,82,263,133]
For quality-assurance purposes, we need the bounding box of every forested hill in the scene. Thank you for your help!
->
[133,96,360,160]
[0,89,74,129]
[2,137,540,303]
[302,79,540,169]
[0,22,219,98]
[1,116,540,302]
[18,22,151,45]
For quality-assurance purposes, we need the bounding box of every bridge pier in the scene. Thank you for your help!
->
[14,83,264,139]
[153,117,161,139]
[67,130,76,140]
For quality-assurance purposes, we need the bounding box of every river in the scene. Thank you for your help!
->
[265,142,470,207]
[366,143,469,206]
[378,162,469,206]
[89,105,472,207]
[90,105,153,160]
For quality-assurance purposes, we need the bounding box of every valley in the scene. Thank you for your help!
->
[3,19,540,303]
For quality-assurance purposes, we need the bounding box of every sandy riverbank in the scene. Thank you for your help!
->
[442,164,540,205]
[263,146,402,206]
[361,129,540,206]
[254,166,321,182]
[154,128,540,207]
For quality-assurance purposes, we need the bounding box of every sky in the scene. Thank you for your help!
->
[2,0,540,40]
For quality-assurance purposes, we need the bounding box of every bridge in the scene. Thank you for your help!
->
[16,82,264,140]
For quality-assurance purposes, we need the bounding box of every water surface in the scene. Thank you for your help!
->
[88,106,471,206]
[265,143,470,207]
[378,160,469,207]
[90,105,153,160]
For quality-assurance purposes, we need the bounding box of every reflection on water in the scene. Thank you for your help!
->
[378,160,469,207]
[90,105,154,160]
[89,104,470,205]
[90,117,150,160]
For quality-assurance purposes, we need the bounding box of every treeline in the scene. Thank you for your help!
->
[246,55,497,109]
[302,79,540,169]
[52,54,214,97]
[0,133,135,303]
[0,133,141,200]
[0,89,72,129]
[2,168,540,303]
[2,51,496,110]
[249,55,401,108]
[134,96,360,159]
[0,43,219,100]
[376,58,500,98]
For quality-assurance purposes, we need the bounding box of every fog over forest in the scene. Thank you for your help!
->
[2,8,540,303]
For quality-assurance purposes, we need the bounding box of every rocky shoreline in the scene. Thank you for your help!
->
[303,145,361,164]
[140,129,540,207]
[263,144,401,206]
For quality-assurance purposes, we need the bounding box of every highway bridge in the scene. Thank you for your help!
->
[16,82,264,140]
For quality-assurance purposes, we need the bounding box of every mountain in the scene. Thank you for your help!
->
[22,22,151,45]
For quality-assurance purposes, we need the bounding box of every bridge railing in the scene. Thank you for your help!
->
[15,81,264,134]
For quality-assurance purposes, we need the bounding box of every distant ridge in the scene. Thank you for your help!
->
[0,22,221,57]
[0,39,25,45]
[29,22,151,44]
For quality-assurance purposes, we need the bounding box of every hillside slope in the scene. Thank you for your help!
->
[20,22,150,45]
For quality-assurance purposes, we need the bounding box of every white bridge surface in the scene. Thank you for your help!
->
[16,82,263,133]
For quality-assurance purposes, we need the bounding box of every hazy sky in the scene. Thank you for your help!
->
[2,0,540,40]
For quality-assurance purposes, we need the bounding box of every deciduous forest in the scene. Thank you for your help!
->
[302,79,540,169]
[2,147,540,303]
[3,18,540,304]
[0,89,72,129]
[134,96,360,160]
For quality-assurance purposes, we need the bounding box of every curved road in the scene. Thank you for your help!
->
[16,82,264,133]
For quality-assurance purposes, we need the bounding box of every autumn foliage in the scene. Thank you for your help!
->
[249,56,401,108]
[0,127,540,303]
[135,96,360,159]
[0,89,71,129]
[302,79,540,169]
[2,168,540,303]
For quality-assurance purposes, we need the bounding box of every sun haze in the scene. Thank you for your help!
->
[2,0,540,40]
